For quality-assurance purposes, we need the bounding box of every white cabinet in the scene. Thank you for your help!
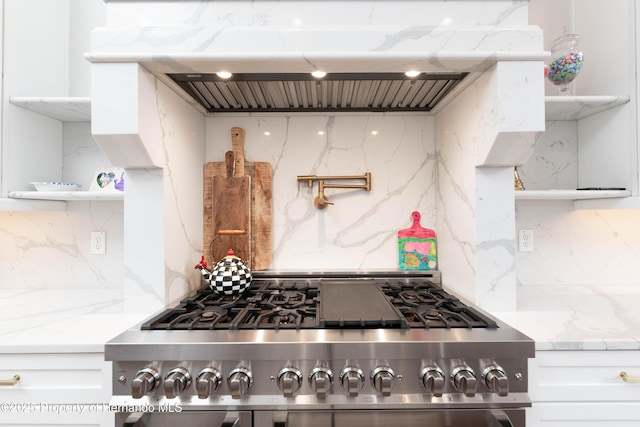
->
[0,351,113,427]
[529,350,640,426]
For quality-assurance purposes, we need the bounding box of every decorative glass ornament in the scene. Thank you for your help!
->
[546,27,584,94]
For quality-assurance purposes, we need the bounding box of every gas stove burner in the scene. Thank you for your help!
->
[267,290,312,308]
[235,305,318,330]
[397,289,439,307]
[199,307,228,321]
[141,274,497,331]
[424,309,442,319]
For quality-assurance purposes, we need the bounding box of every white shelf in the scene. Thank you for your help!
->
[8,191,124,202]
[515,189,631,201]
[574,196,640,210]
[0,197,66,211]
[545,96,630,121]
[9,96,91,122]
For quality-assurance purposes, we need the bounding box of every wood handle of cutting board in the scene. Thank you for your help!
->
[231,127,245,177]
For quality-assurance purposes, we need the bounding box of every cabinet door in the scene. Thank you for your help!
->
[528,350,640,426]
[0,352,112,426]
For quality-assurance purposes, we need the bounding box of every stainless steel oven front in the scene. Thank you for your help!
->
[114,406,524,427]
[108,274,534,427]
[254,409,524,427]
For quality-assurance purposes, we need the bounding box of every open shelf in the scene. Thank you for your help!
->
[0,197,66,211]
[515,189,631,201]
[545,96,630,121]
[9,96,91,122]
[7,191,124,202]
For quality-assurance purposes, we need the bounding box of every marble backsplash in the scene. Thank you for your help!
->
[205,114,437,271]
[517,120,640,286]
[0,122,124,289]
[2,112,638,292]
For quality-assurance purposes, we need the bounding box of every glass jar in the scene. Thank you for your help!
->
[546,27,584,94]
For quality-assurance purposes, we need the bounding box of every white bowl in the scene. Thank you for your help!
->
[30,182,80,192]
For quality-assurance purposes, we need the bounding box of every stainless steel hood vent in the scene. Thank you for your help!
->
[168,72,468,113]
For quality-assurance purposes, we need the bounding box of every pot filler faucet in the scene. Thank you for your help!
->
[297,172,372,209]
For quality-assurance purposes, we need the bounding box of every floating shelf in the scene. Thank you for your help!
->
[8,191,124,202]
[545,96,630,121]
[515,189,631,201]
[574,196,640,210]
[0,197,66,211]
[9,97,91,122]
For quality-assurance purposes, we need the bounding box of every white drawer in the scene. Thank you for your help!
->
[0,352,110,403]
[530,350,640,402]
[528,402,640,427]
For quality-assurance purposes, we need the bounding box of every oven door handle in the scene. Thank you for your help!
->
[123,412,150,427]
[221,413,240,427]
[491,410,514,427]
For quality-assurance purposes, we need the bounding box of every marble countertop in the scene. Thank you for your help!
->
[0,289,147,353]
[493,285,640,351]
[1,286,639,353]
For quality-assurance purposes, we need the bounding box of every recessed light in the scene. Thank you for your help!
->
[216,71,232,79]
[317,131,325,136]
[263,131,271,136]
[404,70,421,78]
[371,130,379,136]
[311,71,327,78]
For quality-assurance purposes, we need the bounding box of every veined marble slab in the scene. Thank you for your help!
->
[493,285,640,351]
[8,191,124,201]
[9,97,91,122]
[0,289,146,352]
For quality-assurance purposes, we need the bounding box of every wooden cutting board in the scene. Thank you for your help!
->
[204,127,273,270]
[209,151,251,264]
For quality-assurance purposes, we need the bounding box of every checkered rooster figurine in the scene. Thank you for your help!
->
[195,250,252,296]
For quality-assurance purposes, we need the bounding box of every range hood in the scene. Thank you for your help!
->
[168,72,468,113]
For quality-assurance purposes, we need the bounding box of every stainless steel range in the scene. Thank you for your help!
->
[106,272,534,427]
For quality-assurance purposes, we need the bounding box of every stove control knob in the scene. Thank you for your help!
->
[164,367,192,399]
[309,367,333,399]
[228,367,253,399]
[420,365,445,397]
[277,367,303,397]
[483,364,509,396]
[451,364,477,397]
[195,367,222,399]
[371,366,395,396]
[131,367,161,399]
[339,366,365,397]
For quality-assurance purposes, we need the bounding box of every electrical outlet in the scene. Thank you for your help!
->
[91,231,106,255]
[518,229,534,252]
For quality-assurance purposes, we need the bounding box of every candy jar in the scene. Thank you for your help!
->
[546,27,584,94]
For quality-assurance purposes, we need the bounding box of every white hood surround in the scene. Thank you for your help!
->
[88,1,545,314]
